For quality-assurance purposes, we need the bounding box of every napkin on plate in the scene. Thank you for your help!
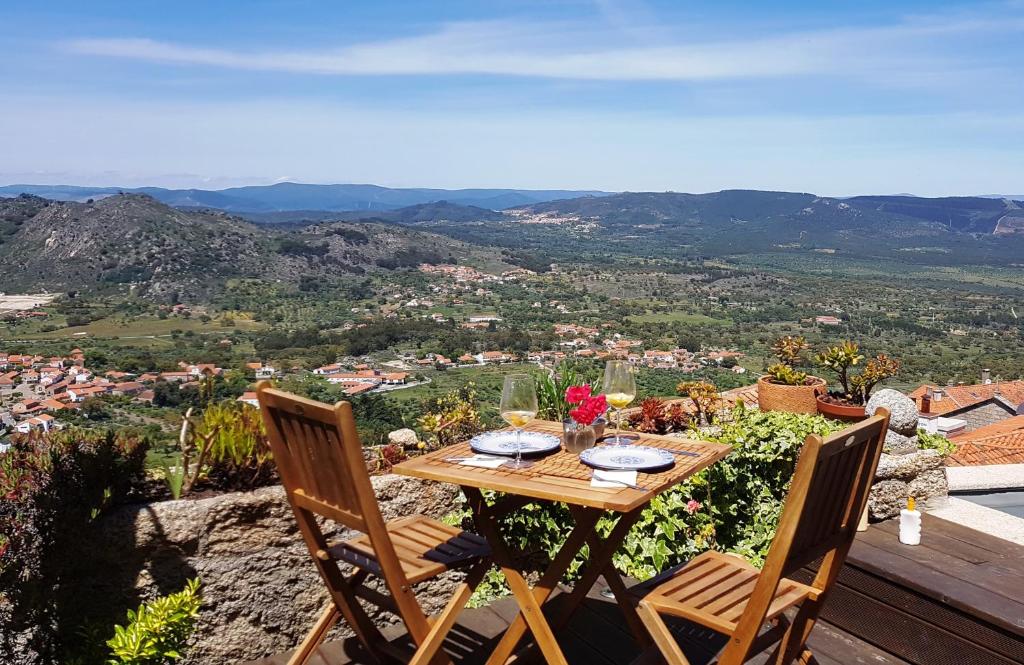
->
[590,469,638,488]
[459,455,508,469]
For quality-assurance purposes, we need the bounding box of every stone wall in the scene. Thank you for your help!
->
[865,389,949,520]
[62,476,462,665]
[953,400,1017,433]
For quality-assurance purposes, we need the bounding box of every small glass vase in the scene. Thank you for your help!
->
[562,419,598,454]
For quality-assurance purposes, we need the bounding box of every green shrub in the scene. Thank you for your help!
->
[198,402,274,490]
[0,429,148,658]
[106,579,202,664]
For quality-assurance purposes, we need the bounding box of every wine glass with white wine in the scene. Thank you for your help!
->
[602,360,637,445]
[500,373,538,469]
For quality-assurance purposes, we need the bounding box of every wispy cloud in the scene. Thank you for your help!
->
[62,7,1024,83]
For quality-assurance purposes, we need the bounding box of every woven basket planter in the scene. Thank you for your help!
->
[756,375,827,414]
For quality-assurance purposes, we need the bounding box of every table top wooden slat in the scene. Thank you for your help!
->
[393,421,731,512]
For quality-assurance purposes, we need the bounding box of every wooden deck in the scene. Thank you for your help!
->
[794,513,1024,665]
[246,577,906,665]
[247,516,1024,665]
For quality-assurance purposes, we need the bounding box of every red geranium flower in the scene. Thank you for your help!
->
[569,393,607,426]
[565,384,592,404]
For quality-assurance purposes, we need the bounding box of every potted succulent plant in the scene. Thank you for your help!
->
[756,336,827,414]
[815,341,900,421]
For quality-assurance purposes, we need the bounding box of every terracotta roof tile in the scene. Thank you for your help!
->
[910,380,1024,415]
[947,415,1024,466]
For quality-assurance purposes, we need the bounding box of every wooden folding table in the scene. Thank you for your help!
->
[393,421,731,665]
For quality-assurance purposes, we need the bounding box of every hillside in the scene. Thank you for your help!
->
[0,183,611,213]
[0,194,512,298]
[337,200,508,225]
[513,190,1024,234]
[423,190,1024,268]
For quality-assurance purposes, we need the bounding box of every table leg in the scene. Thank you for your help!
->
[554,505,650,646]
[463,488,600,665]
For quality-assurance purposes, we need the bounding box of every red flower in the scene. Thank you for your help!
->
[569,394,607,426]
[565,384,592,404]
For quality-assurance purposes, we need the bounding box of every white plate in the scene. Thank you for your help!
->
[468,430,561,457]
[579,445,675,472]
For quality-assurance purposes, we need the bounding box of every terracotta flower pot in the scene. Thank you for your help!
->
[816,394,867,422]
[756,375,827,414]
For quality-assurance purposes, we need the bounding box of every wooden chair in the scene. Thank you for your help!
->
[256,382,492,665]
[634,409,890,665]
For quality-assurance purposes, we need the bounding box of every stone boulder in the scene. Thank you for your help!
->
[64,476,461,665]
[866,389,919,436]
[868,451,948,520]
[874,449,943,481]
[388,428,419,447]
[909,469,949,501]
[868,479,910,520]
[883,431,919,456]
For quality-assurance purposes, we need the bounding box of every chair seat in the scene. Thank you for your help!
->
[328,514,490,584]
[638,551,816,634]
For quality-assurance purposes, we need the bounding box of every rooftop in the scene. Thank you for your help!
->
[947,415,1024,466]
[911,379,1024,415]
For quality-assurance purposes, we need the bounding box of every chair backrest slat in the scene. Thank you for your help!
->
[780,413,887,577]
[257,382,385,535]
[725,409,890,659]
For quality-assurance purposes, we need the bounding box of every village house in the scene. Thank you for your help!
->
[246,362,276,380]
[553,323,599,338]
[159,371,192,383]
[12,400,45,416]
[912,375,1024,433]
[321,369,408,389]
[66,385,111,403]
[642,350,677,368]
[815,315,843,326]
[0,372,18,397]
[40,398,71,412]
[112,381,145,397]
[15,413,57,434]
[705,350,745,364]
[237,391,260,408]
[478,351,513,364]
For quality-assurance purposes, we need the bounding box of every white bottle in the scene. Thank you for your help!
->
[899,497,921,546]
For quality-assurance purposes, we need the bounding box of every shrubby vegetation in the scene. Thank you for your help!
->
[105,579,201,665]
[0,429,148,660]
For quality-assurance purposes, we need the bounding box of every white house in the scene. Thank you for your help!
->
[15,414,56,434]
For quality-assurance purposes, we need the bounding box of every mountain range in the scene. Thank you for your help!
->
[0,183,610,213]
[2,187,1022,300]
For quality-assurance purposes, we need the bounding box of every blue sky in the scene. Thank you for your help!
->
[1,0,1022,195]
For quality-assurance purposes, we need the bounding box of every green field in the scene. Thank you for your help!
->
[9,315,265,340]
[626,311,732,326]
[387,362,546,404]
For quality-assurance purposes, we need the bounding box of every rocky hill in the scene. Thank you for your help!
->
[0,194,510,299]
